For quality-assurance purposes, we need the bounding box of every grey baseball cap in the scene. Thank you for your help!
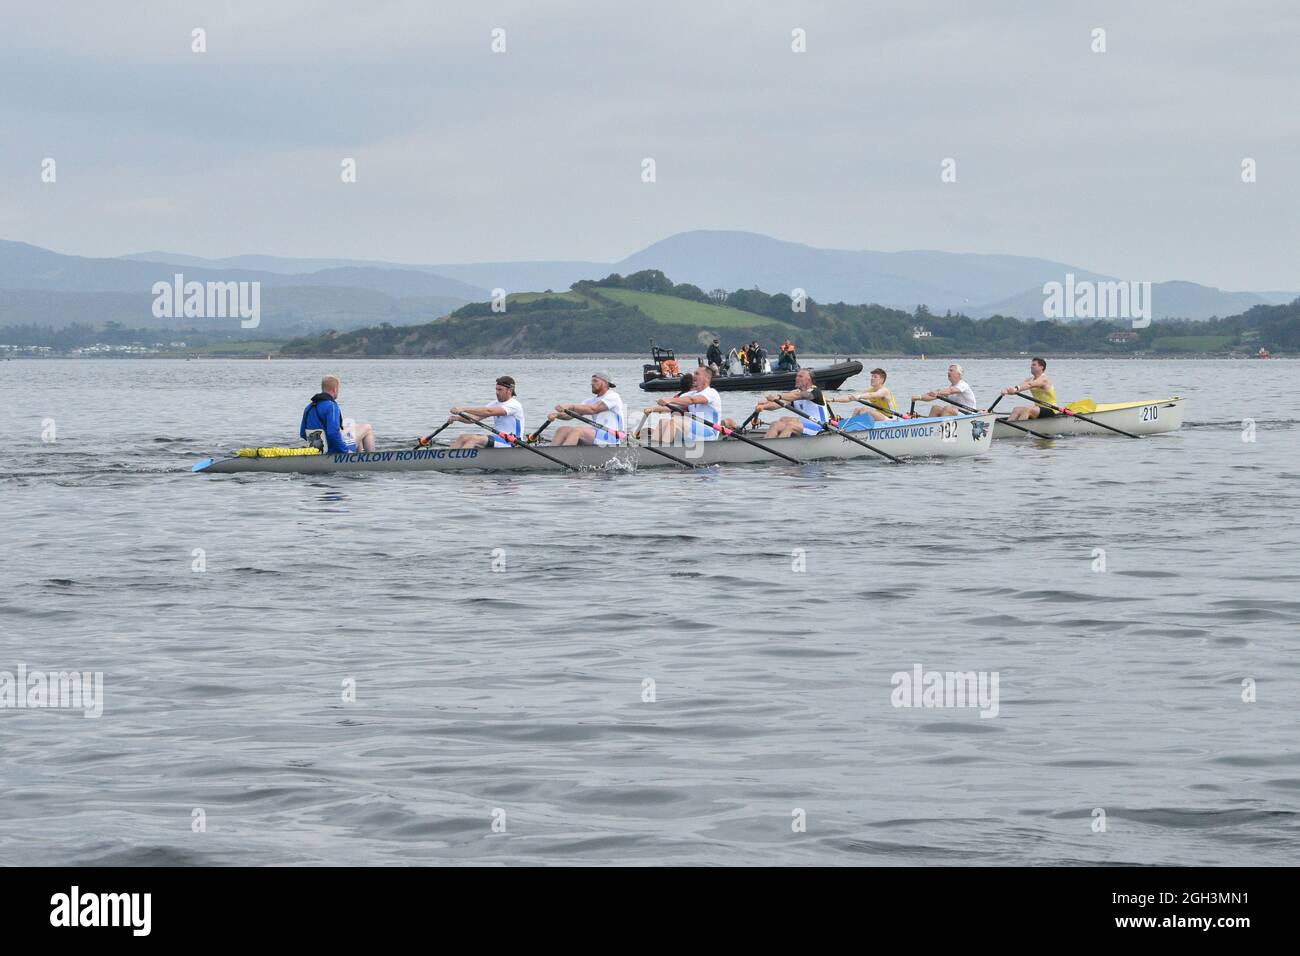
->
[593,370,616,387]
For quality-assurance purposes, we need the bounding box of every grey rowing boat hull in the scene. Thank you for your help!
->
[992,397,1185,439]
[195,413,997,474]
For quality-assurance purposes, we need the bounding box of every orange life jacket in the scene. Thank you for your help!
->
[660,358,680,376]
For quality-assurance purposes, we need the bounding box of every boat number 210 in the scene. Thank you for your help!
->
[1141,405,1159,422]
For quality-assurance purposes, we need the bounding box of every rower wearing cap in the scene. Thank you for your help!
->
[830,368,900,422]
[644,365,724,445]
[449,375,526,448]
[753,368,832,439]
[1001,356,1057,422]
[914,363,979,417]
[550,371,627,446]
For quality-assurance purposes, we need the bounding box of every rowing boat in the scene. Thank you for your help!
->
[193,412,997,474]
[992,397,1185,439]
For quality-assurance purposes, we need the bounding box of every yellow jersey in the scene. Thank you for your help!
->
[1029,383,1057,406]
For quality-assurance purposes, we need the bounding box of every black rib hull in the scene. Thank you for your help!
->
[639,360,863,392]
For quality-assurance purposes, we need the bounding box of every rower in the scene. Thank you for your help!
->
[449,375,525,448]
[300,374,375,453]
[1001,356,1056,422]
[753,368,831,439]
[550,371,626,446]
[914,363,978,417]
[830,368,899,422]
[644,365,724,445]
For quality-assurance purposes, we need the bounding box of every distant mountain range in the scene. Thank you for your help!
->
[1,232,1293,337]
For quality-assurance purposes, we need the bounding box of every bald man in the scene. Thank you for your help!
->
[300,374,375,453]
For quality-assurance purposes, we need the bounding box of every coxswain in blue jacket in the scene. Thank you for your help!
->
[299,375,375,453]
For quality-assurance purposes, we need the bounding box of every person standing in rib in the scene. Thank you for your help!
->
[913,363,979,417]
[548,371,627,446]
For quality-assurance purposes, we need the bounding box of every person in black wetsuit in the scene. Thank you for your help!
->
[706,338,724,372]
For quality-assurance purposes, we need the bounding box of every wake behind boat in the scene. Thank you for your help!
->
[194,410,997,474]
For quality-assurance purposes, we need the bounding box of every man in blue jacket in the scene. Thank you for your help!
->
[300,374,375,453]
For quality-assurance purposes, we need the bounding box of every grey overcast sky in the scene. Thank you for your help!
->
[2,1,1297,289]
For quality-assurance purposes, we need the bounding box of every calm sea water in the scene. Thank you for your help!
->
[1,356,1297,865]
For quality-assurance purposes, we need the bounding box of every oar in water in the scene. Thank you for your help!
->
[671,408,804,465]
[934,396,1051,440]
[552,408,695,470]
[414,420,454,448]
[774,399,903,464]
[1014,391,1141,439]
[452,412,578,471]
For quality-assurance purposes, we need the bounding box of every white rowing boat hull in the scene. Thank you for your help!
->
[195,412,997,474]
[993,397,1185,439]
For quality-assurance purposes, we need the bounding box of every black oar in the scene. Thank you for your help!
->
[736,408,762,433]
[1014,391,1141,439]
[452,412,578,471]
[670,408,804,465]
[414,420,454,448]
[526,419,555,443]
[554,409,695,470]
[934,396,1051,440]
[635,373,694,439]
[775,399,903,464]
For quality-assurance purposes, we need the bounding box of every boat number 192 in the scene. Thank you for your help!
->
[939,420,959,441]
[1141,405,1159,422]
